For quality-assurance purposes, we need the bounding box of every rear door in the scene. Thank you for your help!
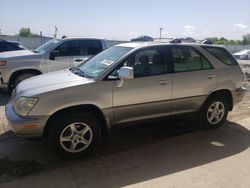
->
[169,45,217,115]
[70,39,104,68]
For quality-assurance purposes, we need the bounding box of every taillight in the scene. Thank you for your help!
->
[0,61,7,66]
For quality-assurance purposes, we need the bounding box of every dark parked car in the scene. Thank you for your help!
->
[131,36,154,42]
[0,39,26,53]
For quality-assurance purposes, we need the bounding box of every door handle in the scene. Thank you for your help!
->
[157,79,168,85]
[74,58,84,62]
[207,74,216,79]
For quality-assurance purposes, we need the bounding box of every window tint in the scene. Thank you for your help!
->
[108,47,167,79]
[5,43,22,51]
[203,46,238,66]
[170,46,213,72]
[87,40,103,55]
[55,40,80,56]
[0,43,6,52]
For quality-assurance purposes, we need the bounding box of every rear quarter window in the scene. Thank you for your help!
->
[203,46,238,66]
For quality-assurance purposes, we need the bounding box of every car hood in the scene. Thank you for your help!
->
[15,69,94,97]
[0,50,36,59]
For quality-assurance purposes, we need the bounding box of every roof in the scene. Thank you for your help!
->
[0,39,20,44]
[60,37,106,41]
[116,41,223,49]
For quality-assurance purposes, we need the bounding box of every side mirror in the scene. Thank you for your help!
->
[118,66,134,80]
[49,50,60,60]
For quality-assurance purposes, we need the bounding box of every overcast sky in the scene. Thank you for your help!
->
[0,0,249,40]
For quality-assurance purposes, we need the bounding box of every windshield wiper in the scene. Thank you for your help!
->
[70,67,86,77]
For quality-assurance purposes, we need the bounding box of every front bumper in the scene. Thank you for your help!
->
[5,102,49,138]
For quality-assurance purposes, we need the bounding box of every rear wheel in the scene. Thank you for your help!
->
[199,95,229,129]
[48,112,101,159]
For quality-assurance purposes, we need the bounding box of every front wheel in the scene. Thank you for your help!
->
[12,72,38,89]
[48,113,101,159]
[199,95,229,129]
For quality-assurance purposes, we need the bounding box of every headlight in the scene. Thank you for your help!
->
[13,97,38,117]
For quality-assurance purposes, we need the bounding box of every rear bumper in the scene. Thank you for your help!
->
[233,87,247,105]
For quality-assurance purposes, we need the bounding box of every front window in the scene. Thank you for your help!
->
[54,40,80,56]
[34,39,60,53]
[78,46,132,78]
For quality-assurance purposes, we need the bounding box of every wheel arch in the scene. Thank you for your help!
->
[9,69,42,88]
[43,104,109,138]
[202,89,233,111]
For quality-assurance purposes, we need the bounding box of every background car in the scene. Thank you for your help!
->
[233,50,250,60]
[0,37,108,91]
[131,36,154,42]
[0,39,27,53]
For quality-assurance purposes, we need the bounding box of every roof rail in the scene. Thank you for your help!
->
[169,38,182,43]
[201,39,213,44]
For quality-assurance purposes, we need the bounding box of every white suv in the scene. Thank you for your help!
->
[6,42,246,158]
[0,37,107,91]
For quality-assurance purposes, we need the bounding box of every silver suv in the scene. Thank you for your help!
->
[6,42,246,158]
[0,37,107,91]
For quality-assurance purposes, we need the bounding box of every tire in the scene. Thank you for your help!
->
[244,55,248,60]
[199,95,229,129]
[12,72,38,89]
[48,112,101,159]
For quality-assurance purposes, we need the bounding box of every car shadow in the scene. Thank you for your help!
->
[0,118,250,186]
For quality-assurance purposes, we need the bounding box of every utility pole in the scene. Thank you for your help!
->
[159,27,163,40]
[54,25,58,38]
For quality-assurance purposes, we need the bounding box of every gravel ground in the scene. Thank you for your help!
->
[0,92,9,134]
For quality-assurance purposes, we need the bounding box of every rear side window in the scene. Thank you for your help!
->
[87,40,103,55]
[203,46,238,66]
[170,46,213,73]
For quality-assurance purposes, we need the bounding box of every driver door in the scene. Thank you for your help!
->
[110,46,172,124]
[47,40,80,72]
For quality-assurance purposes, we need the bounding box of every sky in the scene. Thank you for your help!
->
[0,0,249,40]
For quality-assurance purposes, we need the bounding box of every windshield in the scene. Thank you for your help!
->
[78,46,132,78]
[34,39,60,53]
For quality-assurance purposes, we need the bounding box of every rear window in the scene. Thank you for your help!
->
[203,46,238,66]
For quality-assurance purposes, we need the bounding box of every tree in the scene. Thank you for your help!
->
[18,28,33,37]
[242,34,250,45]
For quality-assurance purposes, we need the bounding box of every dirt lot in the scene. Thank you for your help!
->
[0,61,250,187]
